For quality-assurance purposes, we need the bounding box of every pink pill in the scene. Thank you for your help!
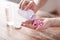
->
[33,19,43,26]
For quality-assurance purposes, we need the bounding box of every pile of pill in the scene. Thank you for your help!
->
[33,19,43,26]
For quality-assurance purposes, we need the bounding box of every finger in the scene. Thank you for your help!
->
[29,2,35,10]
[22,23,37,29]
[24,1,33,10]
[25,20,34,24]
[21,21,37,29]
[21,21,32,26]
[19,0,24,9]
[21,22,25,26]
[21,1,29,10]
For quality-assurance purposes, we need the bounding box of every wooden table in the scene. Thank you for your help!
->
[0,25,60,40]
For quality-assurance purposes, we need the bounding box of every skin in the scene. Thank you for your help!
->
[21,19,45,31]
[19,0,60,31]
[19,0,47,13]
[21,18,60,31]
[19,0,47,31]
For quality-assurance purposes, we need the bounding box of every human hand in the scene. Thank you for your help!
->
[21,19,45,31]
[19,0,39,13]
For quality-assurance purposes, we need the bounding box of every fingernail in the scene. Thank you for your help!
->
[23,24,26,26]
